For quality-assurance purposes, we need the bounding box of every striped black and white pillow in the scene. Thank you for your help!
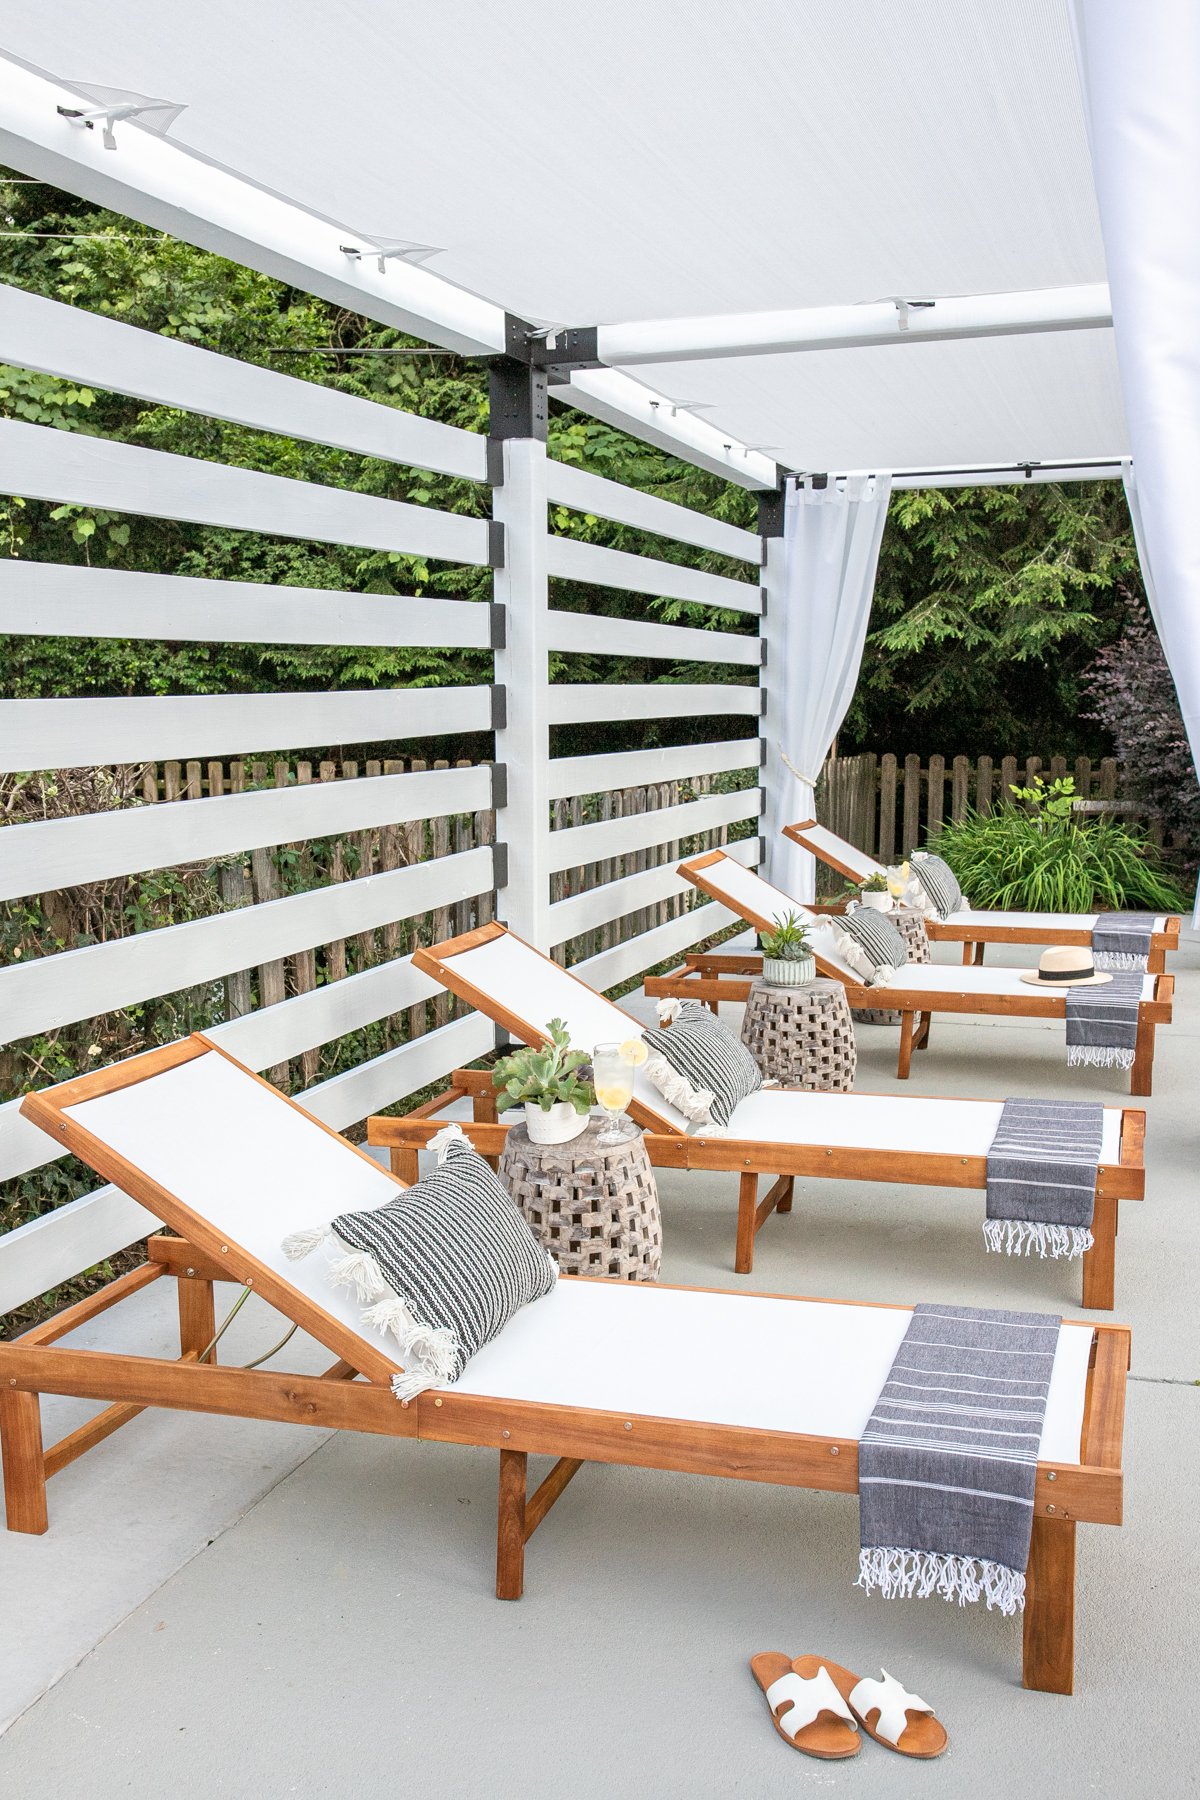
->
[833,905,910,985]
[642,1000,762,1129]
[911,851,964,918]
[283,1127,556,1400]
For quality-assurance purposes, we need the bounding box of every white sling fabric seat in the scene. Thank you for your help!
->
[677,855,1156,1002]
[34,1040,1094,1455]
[784,820,1168,937]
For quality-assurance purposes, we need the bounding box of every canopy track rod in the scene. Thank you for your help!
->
[533,284,1113,368]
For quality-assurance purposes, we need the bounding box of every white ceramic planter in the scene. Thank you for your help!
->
[524,1100,590,1145]
[762,953,816,989]
[858,890,894,912]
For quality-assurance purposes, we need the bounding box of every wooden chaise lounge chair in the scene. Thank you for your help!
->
[3,1035,1128,1695]
[645,851,1173,1097]
[363,923,1144,1307]
[784,817,1182,971]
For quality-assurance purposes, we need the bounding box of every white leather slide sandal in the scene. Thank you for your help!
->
[749,1653,861,1759]
[822,1659,948,1758]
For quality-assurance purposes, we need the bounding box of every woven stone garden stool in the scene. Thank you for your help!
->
[499,1116,662,1281]
[739,976,858,1091]
[851,907,931,1027]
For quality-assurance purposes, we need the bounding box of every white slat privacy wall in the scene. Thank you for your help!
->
[0,274,766,1321]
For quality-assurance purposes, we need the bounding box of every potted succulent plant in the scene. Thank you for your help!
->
[857,871,894,912]
[758,911,816,989]
[492,1018,596,1145]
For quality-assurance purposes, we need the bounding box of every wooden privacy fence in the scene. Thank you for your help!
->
[816,753,1135,866]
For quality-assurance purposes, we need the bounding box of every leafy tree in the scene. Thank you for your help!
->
[849,482,1143,757]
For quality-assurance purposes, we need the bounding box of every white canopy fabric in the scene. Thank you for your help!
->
[1072,1,1200,789]
[765,477,892,901]
[0,0,1128,473]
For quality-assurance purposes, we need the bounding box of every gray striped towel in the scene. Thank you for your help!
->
[858,1303,1060,1616]
[1092,912,1158,970]
[1066,970,1143,1071]
[984,1099,1102,1260]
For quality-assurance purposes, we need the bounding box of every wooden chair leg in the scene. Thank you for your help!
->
[1,1388,48,1535]
[975,942,986,966]
[496,1448,528,1600]
[1022,1516,1076,1694]
[916,1010,932,1050]
[473,1090,501,1170]
[776,1175,795,1214]
[1131,1018,1155,1097]
[178,1275,217,1362]
[735,1173,759,1273]
[897,1012,915,1079]
[962,942,974,966]
[1081,1192,1117,1310]
[390,1145,420,1185]
[1148,946,1165,975]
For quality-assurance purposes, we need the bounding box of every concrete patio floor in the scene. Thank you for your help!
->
[2,928,1197,1797]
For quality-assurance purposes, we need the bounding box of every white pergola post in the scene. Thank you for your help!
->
[490,358,552,950]
[757,485,788,886]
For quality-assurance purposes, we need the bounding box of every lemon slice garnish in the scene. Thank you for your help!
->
[620,1038,649,1066]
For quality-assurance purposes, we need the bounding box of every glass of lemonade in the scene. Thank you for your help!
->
[592,1040,639,1146]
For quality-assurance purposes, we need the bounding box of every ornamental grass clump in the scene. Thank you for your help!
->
[932,777,1188,915]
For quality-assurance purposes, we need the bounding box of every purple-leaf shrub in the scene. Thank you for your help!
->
[1081,593,1200,878]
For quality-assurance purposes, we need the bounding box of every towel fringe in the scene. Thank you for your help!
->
[1067,1044,1136,1072]
[655,997,683,1025]
[856,1546,1025,1616]
[1093,951,1148,971]
[982,1218,1094,1261]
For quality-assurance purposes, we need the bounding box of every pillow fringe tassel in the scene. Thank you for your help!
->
[857,1546,1025,1616]
[982,1218,1094,1260]
[642,1051,715,1126]
[280,1225,331,1262]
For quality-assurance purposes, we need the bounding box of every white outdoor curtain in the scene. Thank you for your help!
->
[765,473,892,900]
[1072,0,1200,922]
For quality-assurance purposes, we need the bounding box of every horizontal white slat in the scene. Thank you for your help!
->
[0,1184,159,1318]
[547,835,757,943]
[0,559,495,649]
[545,460,762,563]
[0,419,491,566]
[0,281,489,483]
[0,1009,496,1313]
[0,951,445,1184]
[0,763,492,902]
[0,849,494,1043]
[549,788,762,872]
[574,896,740,995]
[209,952,440,1070]
[546,536,762,614]
[0,685,493,772]
[547,682,761,726]
[549,864,691,943]
[297,1011,496,1133]
[547,737,760,800]
[546,608,761,666]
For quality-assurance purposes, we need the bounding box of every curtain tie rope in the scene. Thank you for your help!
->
[780,750,824,788]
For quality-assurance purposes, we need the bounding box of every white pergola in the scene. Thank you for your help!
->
[0,0,1197,1309]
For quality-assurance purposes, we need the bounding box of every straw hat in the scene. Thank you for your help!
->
[1019,946,1112,987]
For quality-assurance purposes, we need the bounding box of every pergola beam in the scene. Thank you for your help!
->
[0,53,778,490]
[554,284,1113,368]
